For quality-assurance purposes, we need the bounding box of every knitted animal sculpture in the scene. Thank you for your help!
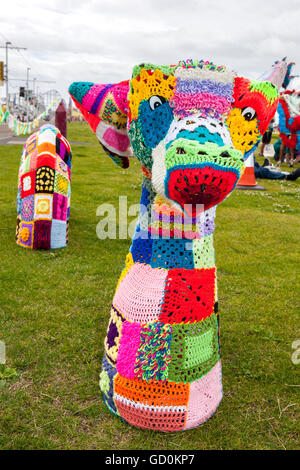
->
[69,60,280,431]
[16,124,71,250]
[277,90,300,152]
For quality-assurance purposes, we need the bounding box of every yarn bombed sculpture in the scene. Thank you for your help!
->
[69,59,280,431]
[16,124,72,250]
[277,90,300,153]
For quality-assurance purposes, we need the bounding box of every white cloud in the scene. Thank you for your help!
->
[0,0,299,101]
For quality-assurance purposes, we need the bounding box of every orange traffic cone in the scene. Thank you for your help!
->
[236,153,265,190]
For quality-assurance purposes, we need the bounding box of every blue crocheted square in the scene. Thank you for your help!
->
[130,236,153,265]
[150,238,194,269]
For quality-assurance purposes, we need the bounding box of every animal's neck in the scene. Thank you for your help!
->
[130,177,216,271]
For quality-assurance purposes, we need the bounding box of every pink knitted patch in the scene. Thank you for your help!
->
[185,360,223,430]
[117,322,141,379]
[103,128,130,152]
[172,92,231,115]
[113,263,167,323]
[82,84,107,113]
[112,82,129,115]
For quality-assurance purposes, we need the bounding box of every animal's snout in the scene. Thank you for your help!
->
[163,122,244,215]
[152,116,245,215]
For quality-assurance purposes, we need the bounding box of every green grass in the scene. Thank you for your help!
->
[0,122,299,450]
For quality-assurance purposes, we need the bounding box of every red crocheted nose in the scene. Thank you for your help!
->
[166,166,239,215]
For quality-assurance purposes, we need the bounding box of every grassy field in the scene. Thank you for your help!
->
[0,122,299,450]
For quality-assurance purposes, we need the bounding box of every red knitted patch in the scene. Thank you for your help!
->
[167,166,238,214]
[159,267,216,324]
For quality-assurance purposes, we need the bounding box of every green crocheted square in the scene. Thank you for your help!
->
[184,328,214,369]
[193,235,215,269]
[168,314,219,383]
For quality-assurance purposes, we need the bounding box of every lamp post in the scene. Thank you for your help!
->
[5,41,11,107]
[26,67,30,121]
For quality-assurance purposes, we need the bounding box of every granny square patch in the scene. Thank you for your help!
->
[184,360,223,430]
[130,236,152,264]
[53,193,68,221]
[35,166,55,193]
[28,150,39,171]
[17,189,22,216]
[21,171,35,198]
[21,195,34,221]
[150,238,194,269]
[25,137,37,158]
[193,235,215,269]
[159,267,216,324]
[36,154,56,170]
[104,306,125,366]
[33,220,51,249]
[54,171,69,196]
[56,157,69,177]
[100,355,119,416]
[116,321,141,379]
[34,194,53,220]
[113,263,167,324]
[17,221,34,248]
[50,219,67,249]
[168,314,219,383]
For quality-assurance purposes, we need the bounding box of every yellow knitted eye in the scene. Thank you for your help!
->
[226,108,260,153]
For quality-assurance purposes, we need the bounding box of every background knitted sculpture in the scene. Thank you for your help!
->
[69,59,283,432]
[277,91,300,150]
[16,125,72,250]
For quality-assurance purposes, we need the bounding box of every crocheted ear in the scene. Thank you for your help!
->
[69,80,132,168]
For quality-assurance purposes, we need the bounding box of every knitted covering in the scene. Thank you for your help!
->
[277,90,300,150]
[16,125,72,250]
[70,59,280,432]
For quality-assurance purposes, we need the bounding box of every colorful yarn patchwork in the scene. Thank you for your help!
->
[16,125,72,250]
[70,58,282,431]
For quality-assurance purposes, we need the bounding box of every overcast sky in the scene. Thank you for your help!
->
[1,0,300,101]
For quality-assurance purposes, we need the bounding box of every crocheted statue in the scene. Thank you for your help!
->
[277,90,300,153]
[16,124,71,250]
[69,59,282,431]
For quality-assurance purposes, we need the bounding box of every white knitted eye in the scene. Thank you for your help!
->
[149,95,164,110]
[241,107,256,121]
